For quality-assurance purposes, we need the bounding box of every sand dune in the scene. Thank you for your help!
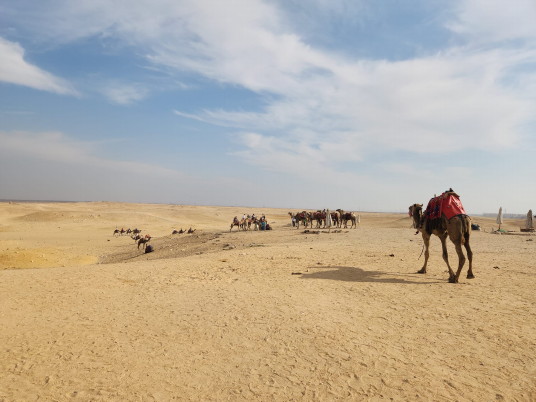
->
[0,202,535,400]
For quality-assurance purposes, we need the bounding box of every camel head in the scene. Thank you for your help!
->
[409,204,423,229]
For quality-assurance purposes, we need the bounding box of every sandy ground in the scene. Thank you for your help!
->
[0,201,535,401]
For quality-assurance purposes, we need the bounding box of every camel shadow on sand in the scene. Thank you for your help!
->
[300,265,443,284]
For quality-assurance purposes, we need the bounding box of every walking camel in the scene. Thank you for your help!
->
[137,235,151,250]
[230,217,240,232]
[409,190,474,283]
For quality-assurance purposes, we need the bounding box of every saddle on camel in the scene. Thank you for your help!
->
[410,189,474,283]
[420,190,467,234]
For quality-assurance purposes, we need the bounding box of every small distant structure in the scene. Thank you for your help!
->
[521,209,534,232]
[496,207,503,231]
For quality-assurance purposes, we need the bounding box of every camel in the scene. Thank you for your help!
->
[187,227,196,234]
[311,211,326,228]
[288,211,309,229]
[230,217,240,232]
[409,195,474,283]
[137,235,151,250]
[247,217,259,231]
[336,209,357,228]
[330,211,340,228]
[113,229,120,236]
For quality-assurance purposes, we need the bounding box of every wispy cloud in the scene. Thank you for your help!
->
[101,82,149,105]
[0,37,77,95]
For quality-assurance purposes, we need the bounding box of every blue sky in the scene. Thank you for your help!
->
[1,0,535,214]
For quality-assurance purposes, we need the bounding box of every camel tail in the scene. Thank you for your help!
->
[463,215,471,241]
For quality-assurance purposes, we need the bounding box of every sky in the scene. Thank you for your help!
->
[1,0,535,214]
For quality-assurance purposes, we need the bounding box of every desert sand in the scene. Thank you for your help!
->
[0,201,535,401]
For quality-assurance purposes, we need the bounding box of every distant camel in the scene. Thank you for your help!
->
[311,210,326,228]
[113,229,120,236]
[137,235,151,250]
[288,211,308,229]
[187,227,196,234]
[336,209,357,228]
[172,229,185,234]
[230,217,240,232]
[330,211,340,228]
[409,193,474,283]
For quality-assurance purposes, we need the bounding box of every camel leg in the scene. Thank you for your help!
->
[465,238,474,279]
[440,234,457,283]
[452,242,466,283]
[417,233,431,274]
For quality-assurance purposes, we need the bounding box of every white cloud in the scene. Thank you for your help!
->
[0,37,77,95]
[101,82,148,105]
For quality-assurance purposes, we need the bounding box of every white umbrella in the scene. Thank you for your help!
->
[526,209,534,230]
[496,207,503,230]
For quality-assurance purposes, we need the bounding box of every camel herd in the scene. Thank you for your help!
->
[172,228,196,234]
[288,209,359,229]
[113,228,141,236]
[230,214,270,231]
[112,226,199,252]
[112,228,151,249]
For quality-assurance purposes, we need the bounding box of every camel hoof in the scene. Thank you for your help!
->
[416,269,426,274]
[467,274,475,279]
[448,276,457,283]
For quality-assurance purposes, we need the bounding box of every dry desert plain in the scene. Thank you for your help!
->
[0,201,535,401]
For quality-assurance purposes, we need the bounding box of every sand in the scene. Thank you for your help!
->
[0,201,535,401]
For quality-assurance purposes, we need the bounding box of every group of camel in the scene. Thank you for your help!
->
[408,191,474,284]
[288,209,359,229]
[112,228,150,249]
[113,227,141,237]
[115,228,198,250]
[230,215,267,231]
[172,228,196,234]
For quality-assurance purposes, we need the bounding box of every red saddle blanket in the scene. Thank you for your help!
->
[425,192,466,220]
